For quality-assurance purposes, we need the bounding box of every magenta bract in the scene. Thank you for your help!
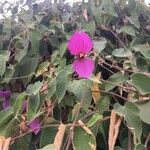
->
[67,31,94,78]
[28,118,40,135]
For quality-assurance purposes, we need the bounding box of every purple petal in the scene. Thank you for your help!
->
[0,90,11,98]
[68,31,93,56]
[73,58,94,78]
[2,98,11,109]
[28,118,40,135]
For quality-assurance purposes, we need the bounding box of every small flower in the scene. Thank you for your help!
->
[68,31,94,78]
[28,118,40,135]
[0,90,11,109]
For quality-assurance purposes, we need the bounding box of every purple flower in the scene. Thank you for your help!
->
[0,90,11,109]
[0,90,11,97]
[2,98,11,109]
[68,31,94,78]
[28,118,40,135]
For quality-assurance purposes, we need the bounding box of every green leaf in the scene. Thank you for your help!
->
[0,107,13,128]
[0,66,14,83]
[40,127,58,148]
[59,43,67,58]
[102,0,117,17]
[134,144,146,150]
[0,53,9,76]
[73,127,96,150]
[17,56,39,77]
[114,102,142,140]
[56,67,72,103]
[15,49,27,62]
[38,144,55,150]
[10,134,32,150]
[82,21,96,38]
[136,101,150,125]
[133,44,150,60]
[87,113,103,127]
[27,93,41,120]
[29,29,42,54]
[97,96,110,114]
[117,26,136,36]
[36,61,50,76]
[125,103,142,140]
[4,118,19,137]
[93,38,107,52]
[127,16,140,29]
[130,73,150,95]
[47,79,56,99]
[14,92,26,115]
[68,80,92,111]
[105,72,128,91]
[114,146,125,150]
[26,81,42,95]
[112,48,132,57]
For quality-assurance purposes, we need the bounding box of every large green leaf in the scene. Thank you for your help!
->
[127,16,140,29]
[105,72,128,91]
[93,38,107,52]
[87,113,103,127]
[0,53,9,76]
[117,26,136,36]
[0,107,14,129]
[114,102,142,140]
[134,144,146,150]
[68,79,92,111]
[136,101,150,125]
[38,144,55,150]
[40,127,58,148]
[29,29,42,54]
[97,96,110,114]
[73,127,96,150]
[56,70,68,103]
[26,81,42,95]
[27,93,41,120]
[14,92,27,115]
[17,56,39,76]
[56,66,72,103]
[4,118,19,137]
[112,48,132,57]
[82,21,96,38]
[102,0,117,17]
[59,43,67,58]
[15,49,27,62]
[0,66,14,83]
[133,44,150,60]
[130,73,150,95]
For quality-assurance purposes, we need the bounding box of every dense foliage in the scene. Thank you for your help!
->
[0,0,150,149]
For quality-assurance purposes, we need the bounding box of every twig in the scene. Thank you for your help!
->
[92,90,128,101]
[100,78,136,92]
[11,123,85,142]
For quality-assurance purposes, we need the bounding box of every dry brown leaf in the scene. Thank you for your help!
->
[0,136,11,150]
[91,73,101,104]
[82,8,88,21]
[54,123,66,150]
[108,111,122,150]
